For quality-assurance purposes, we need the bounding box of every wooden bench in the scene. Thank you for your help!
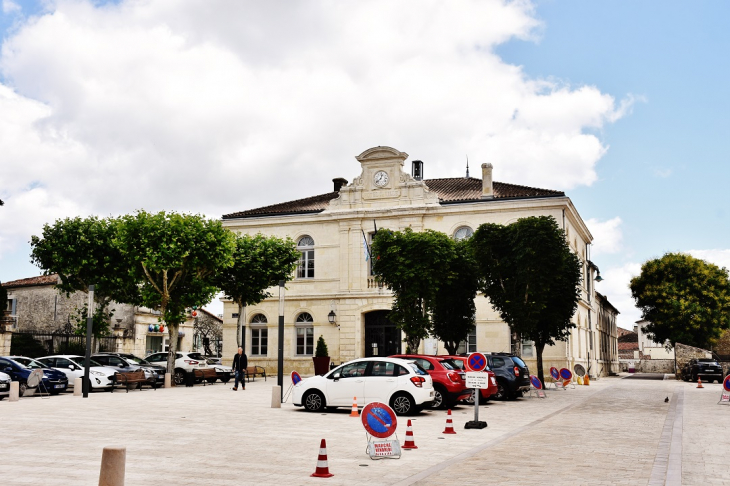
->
[245,366,266,382]
[192,368,221,386]
[112,370,157,393]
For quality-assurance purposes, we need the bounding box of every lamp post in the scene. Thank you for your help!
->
[278,280,285,400]
[82,285,94,398]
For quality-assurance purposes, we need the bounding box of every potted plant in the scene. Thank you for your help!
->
[312,335,331,376]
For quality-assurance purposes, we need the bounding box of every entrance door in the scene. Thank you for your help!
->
[364,311,401,357]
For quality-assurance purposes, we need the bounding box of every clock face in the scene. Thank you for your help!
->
[374,170,389,187]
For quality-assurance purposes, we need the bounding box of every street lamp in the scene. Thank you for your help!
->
[82,285,94,398]
[278,280,285,400]
[328,310,336,324]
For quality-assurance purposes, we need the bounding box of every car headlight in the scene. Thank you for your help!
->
[90,370,103,376]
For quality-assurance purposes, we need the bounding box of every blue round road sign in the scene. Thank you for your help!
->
[361,402,398,439]
[467,352,488,372]
[530,375,542,389]
[724,374,730,392]
[560,368,572,380]
[291,371,302,385]
[550,367,560,380]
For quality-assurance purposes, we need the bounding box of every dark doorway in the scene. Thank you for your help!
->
[364,310,401,357]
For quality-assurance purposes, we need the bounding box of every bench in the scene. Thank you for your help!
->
[112,370,157,393]
[193,368,220,386]
[245,366,266,382]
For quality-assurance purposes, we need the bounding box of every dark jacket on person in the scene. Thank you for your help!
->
[232,353,248,372]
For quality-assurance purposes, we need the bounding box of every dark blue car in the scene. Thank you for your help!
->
[0,356,69,396]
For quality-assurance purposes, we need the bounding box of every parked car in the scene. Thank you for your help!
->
[0,371,11,400]
[292,357,434,415]
[93,353,166,384]
[389,354,472,409]
[441,355,498,404]
[205,358,232,384]
[683,358,724,383]
[145,351,209,385]
[36,355,116,390]
[0,356,69,396]
[460,352,530,400]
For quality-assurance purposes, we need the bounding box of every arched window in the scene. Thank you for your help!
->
[250,314,268,356]
[297,236,315,279]
[295,312,314,355]
[453,226,474,241]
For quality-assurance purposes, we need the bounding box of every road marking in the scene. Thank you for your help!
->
[649,386,683,486]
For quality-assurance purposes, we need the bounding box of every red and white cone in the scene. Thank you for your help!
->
[311,439,334,478]
[402,419,418,449]
[442,409,457,434]
[697,377,704,389]
[349,396,359,417]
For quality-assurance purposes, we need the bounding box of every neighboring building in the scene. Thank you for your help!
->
[2,275,195,357]
[220,145,620,377]
[634,319,675,360]
[618,331,641,361]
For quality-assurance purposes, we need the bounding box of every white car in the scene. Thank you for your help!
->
[36,355,116,390]
[0,371,10,400]
[292,357,434,415]
[145,351,209,385]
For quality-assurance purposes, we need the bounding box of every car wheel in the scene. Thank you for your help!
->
[173,369,186,386]
[691,373,697,383]
[220,375,231,384]
[19,381,28,396]
[303,390,326,412]
[390,392,416,416]
[463,389,476,405]
[493,380,509,400]
[431,386,446,409]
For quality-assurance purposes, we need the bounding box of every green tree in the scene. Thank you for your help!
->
[372,228,458,353]
[470,216,582,386]
[630,252,730,349]
[431,239,478,354]
[115,211,236,375]
[30,216,141,336]
[214,233,299,350]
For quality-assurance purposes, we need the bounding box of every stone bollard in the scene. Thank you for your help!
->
[164,373,171,388]
[271,385,282,408]
[74,377,83,396]
[98,446,126,486]
[9,381,19,401]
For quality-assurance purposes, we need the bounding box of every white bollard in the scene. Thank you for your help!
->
[9,381,19,401]
[98,446,126,486]
[271,385,282,408]
[164,373,172,388]
[74,377,83,396]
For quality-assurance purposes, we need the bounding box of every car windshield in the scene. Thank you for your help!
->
[406,362,428,376]
[69,357,104,367]
[123,355,152,365]
[442,358,464,370]
[188,353,205,360]
[437,359,456,370]
[512,356,527,368]
[206,359,219,365]
[13,357,49,369]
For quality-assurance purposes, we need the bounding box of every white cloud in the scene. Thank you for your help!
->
[594,262,642,331]
[586,217,623,256]
[687,249,730,271]
[2,0,20,14]
[0,0,631,274]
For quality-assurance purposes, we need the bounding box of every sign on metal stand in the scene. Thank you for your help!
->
[719,375,730,405]
[464,352,488,429]
[361,402,401,459]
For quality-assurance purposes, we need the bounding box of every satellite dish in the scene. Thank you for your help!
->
[573,364,586,377]
[27,369,43,388]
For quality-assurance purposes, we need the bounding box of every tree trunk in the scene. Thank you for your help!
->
[536,341,546,387]
[167,323,179,378]
[236,303,244,350]
[444,341,458,355]
[406,335,421,354]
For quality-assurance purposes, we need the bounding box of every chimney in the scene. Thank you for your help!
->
[412,160,424,181]
[333,178,348,192]
[481,163,493,199]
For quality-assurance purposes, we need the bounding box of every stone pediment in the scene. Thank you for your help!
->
[326,146,440,212]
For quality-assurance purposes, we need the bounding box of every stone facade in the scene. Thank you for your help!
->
[220,146,620,377]
[3,275,196,357]
[674,342,713,380]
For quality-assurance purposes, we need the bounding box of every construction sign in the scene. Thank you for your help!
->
[361,402,401,459]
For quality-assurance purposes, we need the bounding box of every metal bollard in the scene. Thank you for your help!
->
[271,385,282,408]
[9,381,19,401]
[98,446,126,486]
[74,377,83,396]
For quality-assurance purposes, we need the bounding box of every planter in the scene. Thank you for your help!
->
[312,356,331,376]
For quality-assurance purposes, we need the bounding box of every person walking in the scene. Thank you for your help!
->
[231,346,247,391]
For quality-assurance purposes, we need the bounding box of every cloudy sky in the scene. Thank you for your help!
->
[1,0,729,330]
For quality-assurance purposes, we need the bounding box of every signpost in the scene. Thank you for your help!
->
[361,402,401,459]
[465,352,488,429]
[529,375,546,398]
[719,375,730,405]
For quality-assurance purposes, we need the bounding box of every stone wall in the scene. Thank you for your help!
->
[619,359,675,373]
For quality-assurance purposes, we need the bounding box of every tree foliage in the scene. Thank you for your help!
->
[470,216,582,385]
[630,252,730,349]
[214,233,299,347]
[372,228,459,353]
[431,239,478,355]
[115,211,236,373]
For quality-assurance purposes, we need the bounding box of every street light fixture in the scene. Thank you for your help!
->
[328,310,336,324]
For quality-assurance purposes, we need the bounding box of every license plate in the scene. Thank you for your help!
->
[706,369,716,372]
[0,384,7,389]
[54,384,65,389]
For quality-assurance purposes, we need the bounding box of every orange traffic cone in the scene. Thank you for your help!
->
[402,419,418,449]
[349,397,359,417]
[442,409,457,434]
[311,439,334,478]
[697,377,704,389]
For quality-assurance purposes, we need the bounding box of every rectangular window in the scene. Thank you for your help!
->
[521,340,534,358]
[297,250,315,279]
[251,328,268,356]
[456,327,477,354]
[296,326,314,355]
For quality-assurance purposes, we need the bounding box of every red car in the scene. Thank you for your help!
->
[441,355,498,404]
[390,354,472,409]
